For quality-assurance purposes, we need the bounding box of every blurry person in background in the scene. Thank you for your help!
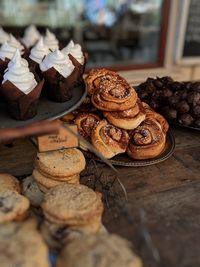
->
[84,0,116,26]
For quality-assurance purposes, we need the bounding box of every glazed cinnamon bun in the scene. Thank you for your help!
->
[91,79,137,111]
[104,100,146,130]
[127,118,166,160]
[142,102,169,134]
[75,113,100,140]
[85,68,121,96]
[91,120,129,159]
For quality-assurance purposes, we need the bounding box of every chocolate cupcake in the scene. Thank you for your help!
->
[21,25,41,49]
[0,50,44,120]
[40,49,77,102]
[44,29,59,52]
[62,40,86,83]
[0,34,25,75]
[28,37,50,78]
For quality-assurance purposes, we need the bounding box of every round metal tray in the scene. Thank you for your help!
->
[84,129,175,167]
[0,83,87,128]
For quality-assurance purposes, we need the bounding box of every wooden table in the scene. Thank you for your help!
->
[0,126,200,267]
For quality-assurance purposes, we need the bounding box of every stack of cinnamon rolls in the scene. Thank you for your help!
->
[74,68,169,160]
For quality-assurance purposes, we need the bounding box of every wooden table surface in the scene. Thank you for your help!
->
[0,126,200,267]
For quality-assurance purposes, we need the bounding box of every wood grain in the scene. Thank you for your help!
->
[0,126,200,267]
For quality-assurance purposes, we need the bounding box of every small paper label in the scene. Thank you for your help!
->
[37,124,78,152]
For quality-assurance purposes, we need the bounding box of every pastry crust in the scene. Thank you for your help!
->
[142,102,169,133]
[104,100,146,130]
[75,113,100,140]
[127,118,166,160]
[91,79,137,111]
[91,120,129,159]
[85,68,120,96]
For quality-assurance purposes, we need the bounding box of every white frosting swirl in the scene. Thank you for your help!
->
[0,34,25,61]
[30,37,50,64]
[0,42,16,61]
[21,25,41,48]
[62,40,84,65]
[8,49,28,68]
[8,34,24,54]
[40,49,75,78]
[44,29,59,51]
[3,49,37,94]
[0,27,10,44]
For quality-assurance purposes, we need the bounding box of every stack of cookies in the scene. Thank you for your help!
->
[32,148,86,193]
[0,175,50,265]
[0,173,30,223]
[0,217,50,267]
[41,183,104,250]
[57,233,142,267]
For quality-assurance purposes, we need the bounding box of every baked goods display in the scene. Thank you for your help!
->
[0,219,50,267]
[91,119,130,159]
[136,76,200,129]
[72,68,169,160]
[32,148,85,192]
[57,234,142,267]
[0,143,143,266]
[127,118,166,160]
[0,26,86,121]
[41,183,103,249]
[0,173,21,193]
[1,50,44,120]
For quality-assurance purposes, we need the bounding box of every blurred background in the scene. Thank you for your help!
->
[0,0,164,68]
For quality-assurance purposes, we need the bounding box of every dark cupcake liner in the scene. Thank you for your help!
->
[68,53,87,84]
[42,66,79,102]
[0,76,44,120]
[27,57,43,80]
[0,58,10,76]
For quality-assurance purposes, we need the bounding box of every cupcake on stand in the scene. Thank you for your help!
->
[21,25,41,49]
[40,49,77,102]
[0,34,25,76]
[28,37,50,77]
[44,29,59,52]
[0,49,44,120]
[62,40,86,83]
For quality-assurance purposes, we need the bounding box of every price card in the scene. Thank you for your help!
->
[35,124,78,152]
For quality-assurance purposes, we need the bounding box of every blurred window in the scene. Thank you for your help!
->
[0,0,170,69]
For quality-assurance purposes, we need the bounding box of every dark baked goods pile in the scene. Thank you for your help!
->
[136,76,200,128]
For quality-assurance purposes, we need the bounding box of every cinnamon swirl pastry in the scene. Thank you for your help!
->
[91,120,129,159]
[91,79,137,111]
[85,68,120,96]
[142,102,169,134]
[75,113,100,140]
[127,118,166,160]
[104,100,146,130]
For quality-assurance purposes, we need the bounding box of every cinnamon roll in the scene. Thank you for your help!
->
[91,120,129,159]
[104,100,146,130]
[91,79,137,111]
[85,68,120,96]
[127,118,166,160]
[75,113,100,140]
[142,102,169,134]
